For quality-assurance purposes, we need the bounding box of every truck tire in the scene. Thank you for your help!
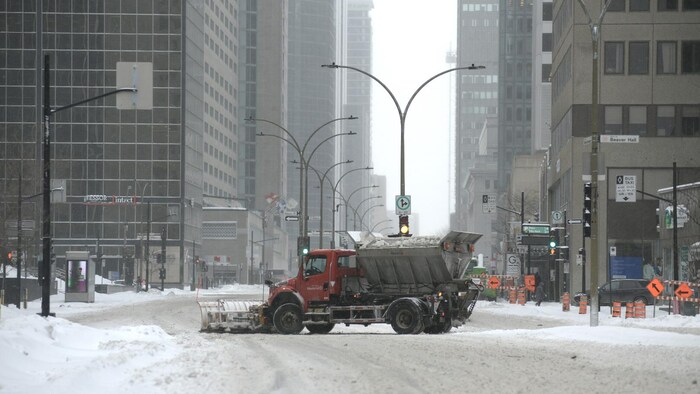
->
[390,301,424,335]
[273,303,304,334]
[306,323,335,334]
[424,318,452,334]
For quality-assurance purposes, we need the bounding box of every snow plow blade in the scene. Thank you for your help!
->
[198,300,266,332]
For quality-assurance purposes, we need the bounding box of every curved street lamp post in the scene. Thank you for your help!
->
[329,167,374,248]
[354,195,383,231]
[360,203,385,231]
[249,115,357,259]
[303,160,353,248]
[323,62,484,235]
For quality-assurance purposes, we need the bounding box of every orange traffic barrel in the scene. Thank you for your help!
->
[625,302,634,318]
[634,300,646,318]
[517,287,526,305]
[612,301,622,317]
[579,295,588,314]
[562,292,570,312]
[509,288,517,304]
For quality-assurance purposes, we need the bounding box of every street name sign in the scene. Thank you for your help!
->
[615,175,636,202]
[522,223,550,235]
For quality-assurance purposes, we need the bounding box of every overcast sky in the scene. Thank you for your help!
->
[369,1,457,235]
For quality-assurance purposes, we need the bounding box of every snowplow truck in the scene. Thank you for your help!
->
[198,231,483,334]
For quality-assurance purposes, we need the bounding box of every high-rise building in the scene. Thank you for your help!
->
[497,0,533,197]
[286,0,339,251]
[549,1,700,294]
[336,0,374,237]
[453,0,500,253]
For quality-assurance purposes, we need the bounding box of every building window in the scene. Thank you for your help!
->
[608,0,626,11]
[629,106,647,135]
[658,0,678,10]
[657,41,677,74]
[542,2,553,21]
[604,106,623,134]
[604,42,624,74]
[542,64,552,82]
[656,106,675,136]
[681,41,700,74]
[684,0,700,10]
[629,42,649,74]
[542,33,552,52]
[681,106,700,136]
[630,0,650,11]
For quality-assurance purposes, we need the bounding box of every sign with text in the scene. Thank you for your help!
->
[506,254,521,277]
[522,223,550,235]
[482,194,496,214]
[615,175,636,202]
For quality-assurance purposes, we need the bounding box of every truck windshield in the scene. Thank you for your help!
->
[304,256,327,276]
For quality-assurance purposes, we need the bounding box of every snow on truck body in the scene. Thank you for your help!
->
[198,231,483,334]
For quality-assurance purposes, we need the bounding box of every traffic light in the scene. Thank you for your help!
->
[583,182,592,238]
[159,268,166,280]
[548,237,557,255]
[297,236,310,256]
[399,215,410,236]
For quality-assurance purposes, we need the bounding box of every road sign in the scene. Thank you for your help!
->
[488,276,501,289]
[520,235,550,246]
[610,246,616,256]
[567,219,582,225]
[647,278,664,298]
[522,223,550,235]
[524,275,536,292]
[551,210,563,224]
[395,195,411,215]
[615,175,636,202]
[285,216,299,222]
[506,254,521,276]
[482,194,496,214]
[675,283,693,299]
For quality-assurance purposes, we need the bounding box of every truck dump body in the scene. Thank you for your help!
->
[355,231,482,295]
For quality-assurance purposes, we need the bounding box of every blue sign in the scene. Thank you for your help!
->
[609,256,642,279]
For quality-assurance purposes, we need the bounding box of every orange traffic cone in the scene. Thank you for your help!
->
[579,295,588,314]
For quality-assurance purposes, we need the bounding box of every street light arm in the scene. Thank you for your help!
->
[249,117,301,152]
[333,166,374,192]
[323,62,403,125]
[347,185,379,206]
[307,132,356,166]
[404,65,485,121]
[51,87,137,114]
[258,132,303,160]
[370,218,393,232]
[360,204,385,230]
[301,116,357,156]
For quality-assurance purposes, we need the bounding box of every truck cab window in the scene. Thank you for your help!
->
[304,256,327,276]
[337,255,354,268]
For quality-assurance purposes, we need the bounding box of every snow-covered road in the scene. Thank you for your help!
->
[2,285,699,394]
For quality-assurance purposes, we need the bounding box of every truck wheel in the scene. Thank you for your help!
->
[273,303,304,334]
[424,318,452,334]
[390,301,423,335]
[306,323,335,334]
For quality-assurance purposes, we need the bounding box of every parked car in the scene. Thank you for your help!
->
[573,279,653,306]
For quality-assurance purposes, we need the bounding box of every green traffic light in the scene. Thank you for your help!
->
[549,240,557,248]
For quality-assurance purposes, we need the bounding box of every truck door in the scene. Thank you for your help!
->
[302,255,330,303]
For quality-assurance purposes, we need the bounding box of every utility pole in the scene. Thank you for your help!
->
[576,0,613,327]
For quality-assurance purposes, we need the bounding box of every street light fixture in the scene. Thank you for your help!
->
[345,184,379,231]
[323,62,485,236]
[40,55,140,317]
[370,219,393,233]
[248,115,357,259]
